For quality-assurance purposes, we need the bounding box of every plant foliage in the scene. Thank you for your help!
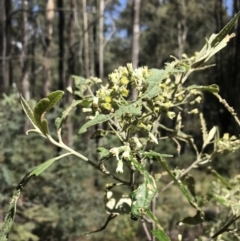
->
[1,12,240,241]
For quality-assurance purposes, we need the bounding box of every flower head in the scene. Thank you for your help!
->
[110,147,120,161]
[116,160,124,173]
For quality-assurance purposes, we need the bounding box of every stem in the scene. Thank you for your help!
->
[46,130,129,184]
[141,218,152,241]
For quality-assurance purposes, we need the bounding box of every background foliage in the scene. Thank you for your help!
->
[1,0,240,240]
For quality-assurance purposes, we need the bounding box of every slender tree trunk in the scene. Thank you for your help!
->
[58,0,65,91]
[214,0,230,132]
[177,0,188,58]
[65,0,76,146]
[20,0,30,100]
[43,0,55,96]
[131,0,140,99]
[90,4,96,77]
[30,14,36,97]
[231,0,240,132]
[82,0,90,77]
[99,0,104,80]
[0,0,10,94]
[5,0,11,90]
[131,0,140,69]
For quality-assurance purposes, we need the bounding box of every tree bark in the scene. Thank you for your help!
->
[65,0,76,146]
[131,0,140,69]
[177,0,188,58]
[20,0,30,100]
[99,0,104,80]
[82,0,90,78]
[0,0,10,94]
[231,0,240,131]
[43,0,55,96]
[58,0,65,91]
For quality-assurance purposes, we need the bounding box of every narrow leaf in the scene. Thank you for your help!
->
[152,229,171,241]
[0,190,21,241]
[211,11,240,47]
[187,84,219,93]
[140,151,173,158]
[30,153,71,176]
[146,210,171,241]
[211,169,231,189]
[157,157,204,217]
[203,126,217,148]
[79,104,142,134]
[208,191,229,206]
[183,175,196,198]
[56,99,83,129]
[20,95,40,132]
[0,173,33,241]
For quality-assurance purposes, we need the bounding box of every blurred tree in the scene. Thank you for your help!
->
[20,0,30,100]
[42,0,55,96]
[57,0,65,91]
[131,0,140,69]
[82,0,90,78]
[0,0,11,94]
[99,0,104,80]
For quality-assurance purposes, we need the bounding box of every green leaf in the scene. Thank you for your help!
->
[183,175,196,198]
[140,66,186,101]
[0,171,33,241]
[72,75,88,98]
[187,84,219,93]
[152,229,171,241]
[30,153,71,176]
[79,104,142,134]
[140,151,173,158]
[97,147,110,160]
[143,68,181,100]
[180,211,204,225]
[211,11,240,47]
[20,95,42,135]
[146,210,171,241]
[157,157,204,218]
[192,11,240,68]
[0,190,21,241]
[33,91,64,135]
[129,156,145,173]
[55,99,83,129]
[130,171,157,220]
[203,126,217,148]
[208,191,229,206]
[211,169,231,189]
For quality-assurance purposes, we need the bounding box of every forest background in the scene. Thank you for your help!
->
[1,0,240,240]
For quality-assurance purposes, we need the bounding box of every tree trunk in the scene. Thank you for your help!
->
[131,0,141,99]
[30,13,36,97]
[65,0,76,146]
[43,0,55,96]
[58,0,65,91]
[20,0,30,100]
[0,0,10,94]
[131,0,140,69]
[231,0,240,132]
[99,0,104,80]
[177,0,188,58]
[82,0,90,78]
